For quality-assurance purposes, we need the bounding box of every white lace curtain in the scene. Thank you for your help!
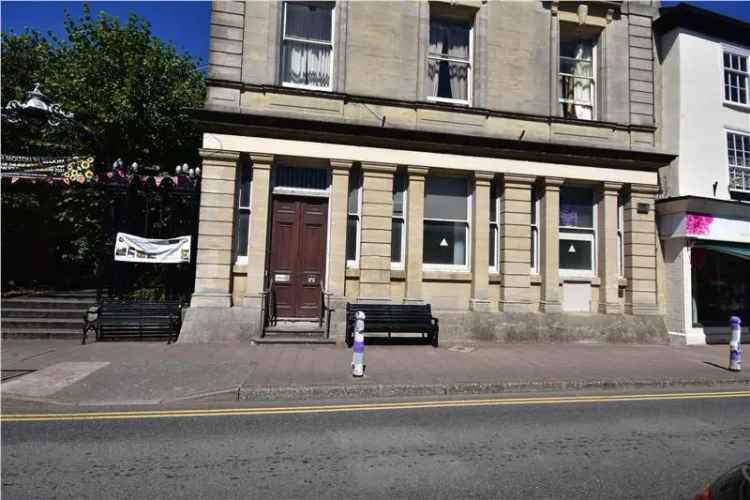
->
[560,40,594,119]
[281,3,333,88]
[427,21,470,101]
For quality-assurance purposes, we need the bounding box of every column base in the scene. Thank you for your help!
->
[469,298,493,312]
[598,302,623,314]
[499,300,532,313]
[539,300,562,313]
[241,293,265,309]
[178,305,260,343]
[627,302,660,316]
[190,292,231,308]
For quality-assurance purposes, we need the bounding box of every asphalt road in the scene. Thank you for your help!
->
[3,391,750,499]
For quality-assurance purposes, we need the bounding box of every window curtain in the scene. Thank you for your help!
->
[282,3,332,87]
[561,41,593,119]
[428,21,470,100]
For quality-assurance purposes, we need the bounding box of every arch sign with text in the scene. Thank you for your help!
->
[114,233,191,264]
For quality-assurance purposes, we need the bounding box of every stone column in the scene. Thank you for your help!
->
[327,159,353,298]
[470,172,493,311]
[624,184,659,315]
[242,153,273,307]
[405,166,428,303]
[499,174,535,312]
[359,162,396,301]
[598,182,623,314]
[540,177,564,313]
[190,149,241,307]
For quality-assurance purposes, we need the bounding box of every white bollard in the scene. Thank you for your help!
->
[351,311,366,377]
[729,316,742,372]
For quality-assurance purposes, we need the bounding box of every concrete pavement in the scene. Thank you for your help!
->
[2,338,748,407]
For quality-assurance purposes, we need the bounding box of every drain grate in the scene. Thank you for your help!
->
[1,370,35,382]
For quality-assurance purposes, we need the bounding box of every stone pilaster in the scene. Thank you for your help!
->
[624,184,659,315]
[540,177,564,313]
[598,182,623,314]
[328,159,353,298]
[190,149,241,307]
[470,172,494,311]
[242,153,273,307]
[499,174,535,312]
[405,166,428,303]
[359,162,396,301]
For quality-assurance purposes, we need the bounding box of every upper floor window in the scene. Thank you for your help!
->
[560,25,597,120]
[281,2,334,91]
[727,130,750,193]
[723,50,748,106]
[427,18,472,105]
[423,176,470,270]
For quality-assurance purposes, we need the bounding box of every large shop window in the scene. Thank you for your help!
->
[559,186,596,276]
[234,161,252,264]
[281,2,334,91]
[727,130,750,193]
[391,171,407,269]
[691,244,750,326]
[559,25,597,120]
[723,49,749,105]
[489,179,499,273]
[346,168,362,267]
[530,185,540,274]
[427,17,472,105]
[423,176,470,270]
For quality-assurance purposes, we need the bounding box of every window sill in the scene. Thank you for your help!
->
[281,82,333,93]
[426,96,472,107]
[391,270,406,281]
[530,273,541,285]
[423,271,472,282]
[489,273,502,284]
[559,275,600,285]
[233,263,248,274]
[723,100,750,112]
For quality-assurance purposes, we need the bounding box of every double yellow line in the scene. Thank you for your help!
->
[3,390,749,423]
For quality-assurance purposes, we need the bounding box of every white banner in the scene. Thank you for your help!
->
[114,233,191,264]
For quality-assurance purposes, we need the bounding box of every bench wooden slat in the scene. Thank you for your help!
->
[345,303,439,348]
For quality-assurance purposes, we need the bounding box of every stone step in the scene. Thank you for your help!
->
[1,328,81,339]
[264,324,325,336]
[1,318,83,330]
[252,336,336,345]
[1,298,96,310]
[1,308,85,319]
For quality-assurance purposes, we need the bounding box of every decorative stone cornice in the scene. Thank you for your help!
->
[474,171,496,182]
[630,183,659,195]
[542,176,565,187]
[329,159,354,171]
[249,153,274,169]
[199,148,241,163]
[406,166,430,177]
[602,181,624,192]
[503,173,537,185]
[361,161,397,174]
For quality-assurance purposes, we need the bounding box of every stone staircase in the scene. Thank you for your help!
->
[1,290,97,339]
[254,318,335,344]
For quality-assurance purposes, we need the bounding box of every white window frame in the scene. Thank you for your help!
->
[391,173,407,271]
[559,186,597,278]
[281,1,335,92]
[722,45,750,107]
[426,20,473,106]
[423,175,472,272]
[346,170,362,268]
[489,179,500,274]
[559,27,597,121]
[617,192,624,277]
[726,128,750,193]
[530,186,540,275]
[234,163,252,265]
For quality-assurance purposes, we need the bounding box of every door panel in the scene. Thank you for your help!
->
[269,197,327,318]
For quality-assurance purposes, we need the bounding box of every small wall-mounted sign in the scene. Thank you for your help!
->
[305,273,319,285]
[637,202,650,214]
[274,273,290,283]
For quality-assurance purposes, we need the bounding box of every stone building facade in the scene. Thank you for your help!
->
[180,0,674,343]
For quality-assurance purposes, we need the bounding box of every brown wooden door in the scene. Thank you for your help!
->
[269,197,327,318]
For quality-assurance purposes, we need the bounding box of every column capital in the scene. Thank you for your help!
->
[361,161,397,174]
[199,148,241,163]
[630,183,659,195]
[249,153,274,169]
[407,166,430,177]
[542,176,565,188]
[330,159,354,171]
[474,171,496,183]
[602,181,623,193]
[503,173,536,185]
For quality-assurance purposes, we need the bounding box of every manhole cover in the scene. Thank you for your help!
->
[1,370,35,382]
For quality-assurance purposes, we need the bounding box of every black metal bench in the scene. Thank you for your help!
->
[82,300,182,344]
[345,303,439,348]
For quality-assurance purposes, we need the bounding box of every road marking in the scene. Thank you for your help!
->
[3,390,750,423]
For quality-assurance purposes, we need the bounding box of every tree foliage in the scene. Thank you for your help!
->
[1,3,206,167]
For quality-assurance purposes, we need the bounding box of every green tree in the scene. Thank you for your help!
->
[1,3,206,167]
